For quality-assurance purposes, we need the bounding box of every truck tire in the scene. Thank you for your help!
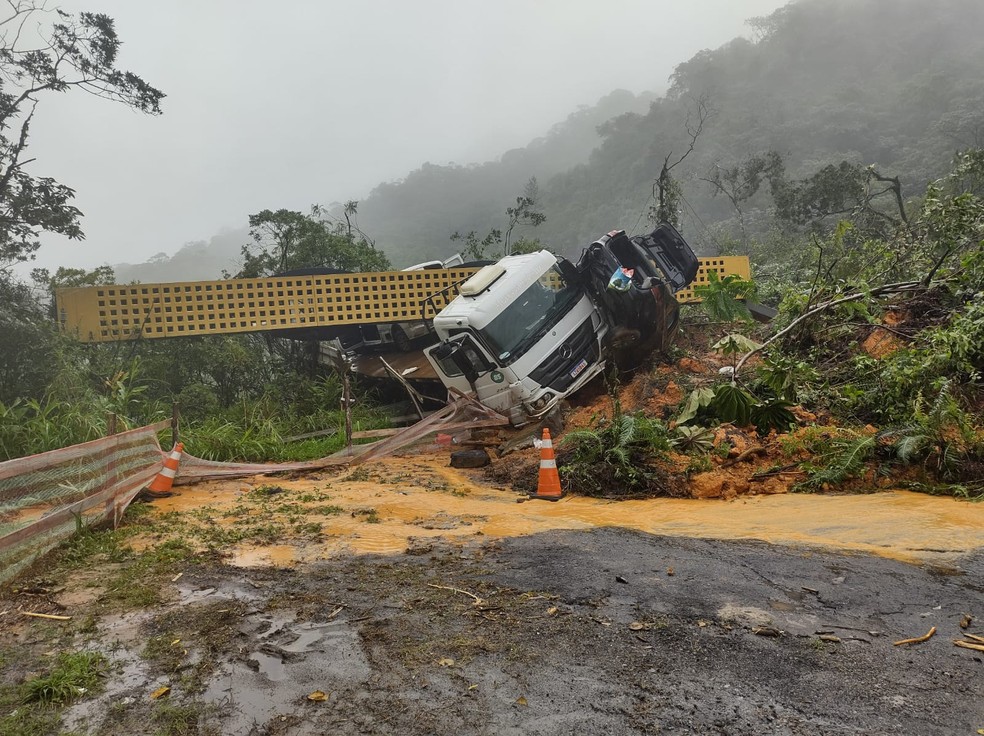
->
[450,449,490,468]
[392,325,412,352]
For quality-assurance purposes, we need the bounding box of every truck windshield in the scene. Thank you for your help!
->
[479,265,581,364]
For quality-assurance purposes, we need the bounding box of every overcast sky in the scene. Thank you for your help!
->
[28,0,787,273]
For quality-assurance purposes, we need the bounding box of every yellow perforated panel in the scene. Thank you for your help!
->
[676,256,751,304]
[56,257,751,343]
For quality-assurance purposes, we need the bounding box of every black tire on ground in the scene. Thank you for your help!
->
[450,449,491,468]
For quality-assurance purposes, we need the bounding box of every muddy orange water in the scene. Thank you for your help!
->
[144,456,984,567]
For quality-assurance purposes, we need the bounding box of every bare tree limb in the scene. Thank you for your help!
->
[734,280,928,375]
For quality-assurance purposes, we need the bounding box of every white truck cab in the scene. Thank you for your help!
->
[425,250,607,425]
[424,225,699,425]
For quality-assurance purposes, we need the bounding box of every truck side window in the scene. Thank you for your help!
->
[433,335,492,379]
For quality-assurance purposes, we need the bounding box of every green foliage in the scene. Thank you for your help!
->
[677,381,795,436]
[670,425,715,453]
[797,431,877,491]
[712,333,762,356]
[0,398,107,460]
[694,272,758,322]
[0,7,163,267]
[756,353,819,403]
[237,206,390,278]
[750,400,797,435]
[23,651,107,704]
[676,387,714,424]
[709,383,755,426]
[881,381,981,478]
[560,392,671,497]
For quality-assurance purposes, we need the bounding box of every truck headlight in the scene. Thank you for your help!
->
[531,392,554,411]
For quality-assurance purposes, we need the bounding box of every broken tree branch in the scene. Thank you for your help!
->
[735,280,925,376]
[722,446,767,467]
[954,640,984,653]
[426,583,485,606]
[893,626,936,646]
[22,611,71,621]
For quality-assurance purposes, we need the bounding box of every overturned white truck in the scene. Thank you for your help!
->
[424,224,700,425]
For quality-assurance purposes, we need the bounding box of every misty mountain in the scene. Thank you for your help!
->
[112,227,248,283]
[357,0,984,265]
[117,0,984,278]
[112,89,657,281]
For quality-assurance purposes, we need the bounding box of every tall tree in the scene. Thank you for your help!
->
[236,207,390,278]
[0,3,164,270]
[450,177,546,260]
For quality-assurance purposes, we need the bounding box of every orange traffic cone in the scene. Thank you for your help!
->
[146,442,184,495]
[529,428,563,501]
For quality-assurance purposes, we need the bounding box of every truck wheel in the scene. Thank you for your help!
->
[450,449,490,468]
[393,325,412,352]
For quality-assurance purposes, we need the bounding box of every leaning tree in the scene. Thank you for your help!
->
[0,2,164,269]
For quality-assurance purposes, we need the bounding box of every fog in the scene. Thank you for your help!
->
[29,0,786,273]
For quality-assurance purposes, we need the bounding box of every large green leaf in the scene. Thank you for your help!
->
[710,383,755,426]
[677,387,716,424]
[750,399,797,434]
[712,333,762,356]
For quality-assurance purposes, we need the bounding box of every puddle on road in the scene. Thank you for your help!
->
[150,456,984,565]
[248,651,286,681]
[201,610,371,736]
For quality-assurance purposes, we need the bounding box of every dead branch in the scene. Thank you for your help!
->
[426,583,485,606]
[22,611,71,621]
[722,446,767,467]
[735,280,926,376]
[954,640,984,653]
[893,626,936,646]
[868,168,910,229]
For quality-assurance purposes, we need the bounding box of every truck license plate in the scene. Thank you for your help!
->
[569,358,588,379]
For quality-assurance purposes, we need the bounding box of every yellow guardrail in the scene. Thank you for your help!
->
[56,256,751,343]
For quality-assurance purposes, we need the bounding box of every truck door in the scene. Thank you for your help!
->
[630,223,699,293]
[425,334,513,411]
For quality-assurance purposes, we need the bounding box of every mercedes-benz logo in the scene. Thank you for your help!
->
[559,343,573,360]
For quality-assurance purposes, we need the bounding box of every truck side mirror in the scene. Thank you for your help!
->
[434,341,480,384]
[557,258,580,286]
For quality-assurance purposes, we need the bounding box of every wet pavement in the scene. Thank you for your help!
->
[13,455,984,735]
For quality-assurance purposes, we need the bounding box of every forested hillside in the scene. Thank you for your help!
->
[352,0,984,266]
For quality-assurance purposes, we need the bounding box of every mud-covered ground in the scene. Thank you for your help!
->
[3,523,982,735]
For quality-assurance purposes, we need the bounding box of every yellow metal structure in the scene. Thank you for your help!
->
[56,256,751,343]
[676,255,751,304]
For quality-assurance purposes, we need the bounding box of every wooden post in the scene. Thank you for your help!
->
[105,412,119,527]
[171,402,180,449]
[342,370,353,454]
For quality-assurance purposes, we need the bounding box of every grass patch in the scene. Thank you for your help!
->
[308,504,344,516]
[151,700,206,736]
[342,467,373,482]
[251,484,288,498]
[24,651,108,705]
[101,539,198,609]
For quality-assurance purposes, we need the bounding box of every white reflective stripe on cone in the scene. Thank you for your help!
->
[541,440,553,449]
[159,466,178,478]
[539,459,557,469]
